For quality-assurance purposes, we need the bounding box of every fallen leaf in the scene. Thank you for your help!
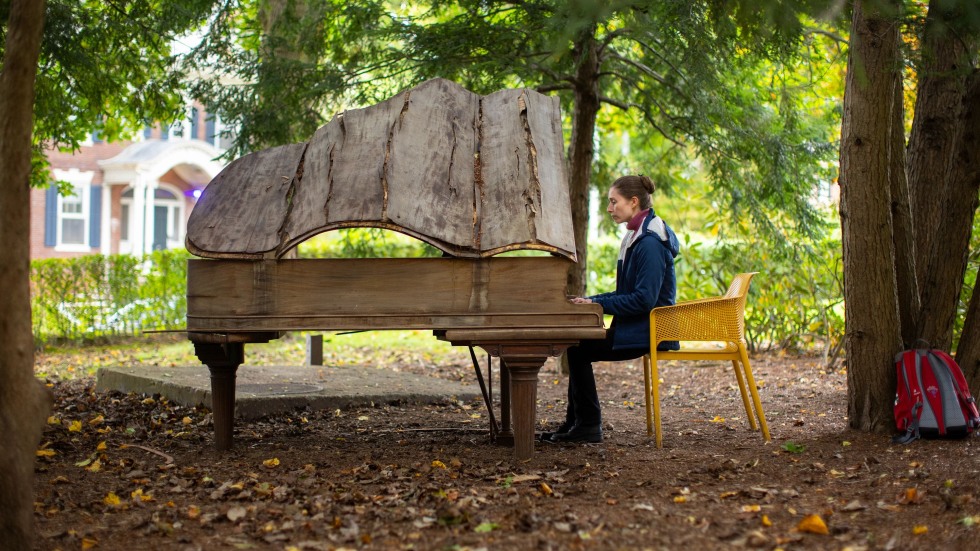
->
[431,460,447,469]
[674,496,687,503]
[796,514,828,535]
[761,515,772,527]
[96,441,107,451]
[474,522,498,533]
[912,525,928,535]
[741,504,761,513]
[539,482,553,496]
[103,492,122,507]
[227,506,247,522]
[710,415,725,423]
[88,415,105,426]
[36,449,56,457]
[900,487,923,505]
[81,537,98,549]
[68,420,82,432]
[263,458,280,469]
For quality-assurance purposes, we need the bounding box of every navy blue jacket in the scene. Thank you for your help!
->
[589,210,680,351]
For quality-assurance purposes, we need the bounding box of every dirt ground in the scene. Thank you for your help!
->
[31,345,980,550]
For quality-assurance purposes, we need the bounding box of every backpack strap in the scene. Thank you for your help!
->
[892,402,922,444]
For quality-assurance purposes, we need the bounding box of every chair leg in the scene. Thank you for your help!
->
[738,344,771,442]
[643,355,653,437]
[651,354,662,448]
[731,359,757,431]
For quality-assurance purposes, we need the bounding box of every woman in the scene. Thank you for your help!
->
[546,175,680,443]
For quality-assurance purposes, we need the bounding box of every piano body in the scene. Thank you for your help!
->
[186,79,605,459]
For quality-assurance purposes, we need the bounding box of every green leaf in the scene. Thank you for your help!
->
[781,441,806,454]
[474,522,499,533]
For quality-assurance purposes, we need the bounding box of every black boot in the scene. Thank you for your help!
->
[549,423,602,443]
[540,420,574,441]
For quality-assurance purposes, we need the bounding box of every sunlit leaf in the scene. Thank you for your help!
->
[796,514,828,535]
[262,458,280,469]
[431,460,447,469]
[474,522,498,533]
[103,492,121,507]
[68,420,82,432]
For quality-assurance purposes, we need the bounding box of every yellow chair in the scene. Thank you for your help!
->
[644,272,770,448]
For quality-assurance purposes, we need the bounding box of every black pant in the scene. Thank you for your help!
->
[564,330,648,427]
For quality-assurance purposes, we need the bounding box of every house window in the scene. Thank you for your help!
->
[47,169,98,252]
[120,203,130,241]
[60,188,87,245]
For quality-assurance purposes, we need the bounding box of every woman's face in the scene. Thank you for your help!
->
[607,187,639,224]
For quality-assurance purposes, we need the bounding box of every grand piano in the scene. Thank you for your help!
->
[185,79,606,460]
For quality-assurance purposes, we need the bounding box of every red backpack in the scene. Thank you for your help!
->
[893,348,980,444]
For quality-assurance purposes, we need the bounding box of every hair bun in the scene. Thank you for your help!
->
[639,174,655,194]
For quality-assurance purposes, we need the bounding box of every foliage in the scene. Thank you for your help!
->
[30,250,189,344]
[0,0,221,186]
[587,227,845,361]
[190,0,844,247]
[296,228,442,258]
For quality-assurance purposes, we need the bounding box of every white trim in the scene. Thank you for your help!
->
[52,169,95,252]
[99,139,224,185]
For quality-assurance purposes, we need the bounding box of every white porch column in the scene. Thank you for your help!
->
[131,171,146,256]
[100,182,112,255]
[143,178,157,254]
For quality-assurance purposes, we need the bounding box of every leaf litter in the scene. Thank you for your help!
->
[31,346,980,550]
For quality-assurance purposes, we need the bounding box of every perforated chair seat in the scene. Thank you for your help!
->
[645,272,770,447]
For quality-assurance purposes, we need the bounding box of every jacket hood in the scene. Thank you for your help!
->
[643,210,680,258]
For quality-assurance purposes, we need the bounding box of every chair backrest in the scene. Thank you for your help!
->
[725,272,757,299]
[727,272,758,337]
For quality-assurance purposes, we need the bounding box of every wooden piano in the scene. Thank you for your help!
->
[185,79,605,460]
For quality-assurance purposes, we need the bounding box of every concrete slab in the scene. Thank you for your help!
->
[96,364,481,419]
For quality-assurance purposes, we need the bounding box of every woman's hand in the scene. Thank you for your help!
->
[570,297,593,304]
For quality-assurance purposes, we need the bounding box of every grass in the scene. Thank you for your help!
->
[34,329,464,381]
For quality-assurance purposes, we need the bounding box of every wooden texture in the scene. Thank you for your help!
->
[185,78,575,260]
[187,257,603,334]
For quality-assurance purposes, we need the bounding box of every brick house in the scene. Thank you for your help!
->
[31,104,229,259]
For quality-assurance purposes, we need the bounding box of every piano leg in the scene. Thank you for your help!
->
[495,362,513,445]
[501,355,547,460]
[194,342,244,451]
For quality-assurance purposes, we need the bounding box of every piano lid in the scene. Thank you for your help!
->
[186,78,576,261]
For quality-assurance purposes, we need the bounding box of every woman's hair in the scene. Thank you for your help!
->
[611,175,655,210]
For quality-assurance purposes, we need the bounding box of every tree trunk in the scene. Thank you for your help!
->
[566,26,601,296]
[950,70,980,397]
[839,0,904,433]
[889,72,919,348]
[0,1,52,549]
[907,0,968,292]
[919,69,980,351]
[958,271,980,398]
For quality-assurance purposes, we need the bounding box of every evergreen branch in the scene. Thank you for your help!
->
[598,95,685,147]
[606,52,687,98]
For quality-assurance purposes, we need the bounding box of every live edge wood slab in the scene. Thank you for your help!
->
[185,79,605,460]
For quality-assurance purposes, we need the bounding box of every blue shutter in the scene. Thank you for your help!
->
[44,184,58,247]
[206,114,217,146]
[89,185,102,248]
[143,126,153,139]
